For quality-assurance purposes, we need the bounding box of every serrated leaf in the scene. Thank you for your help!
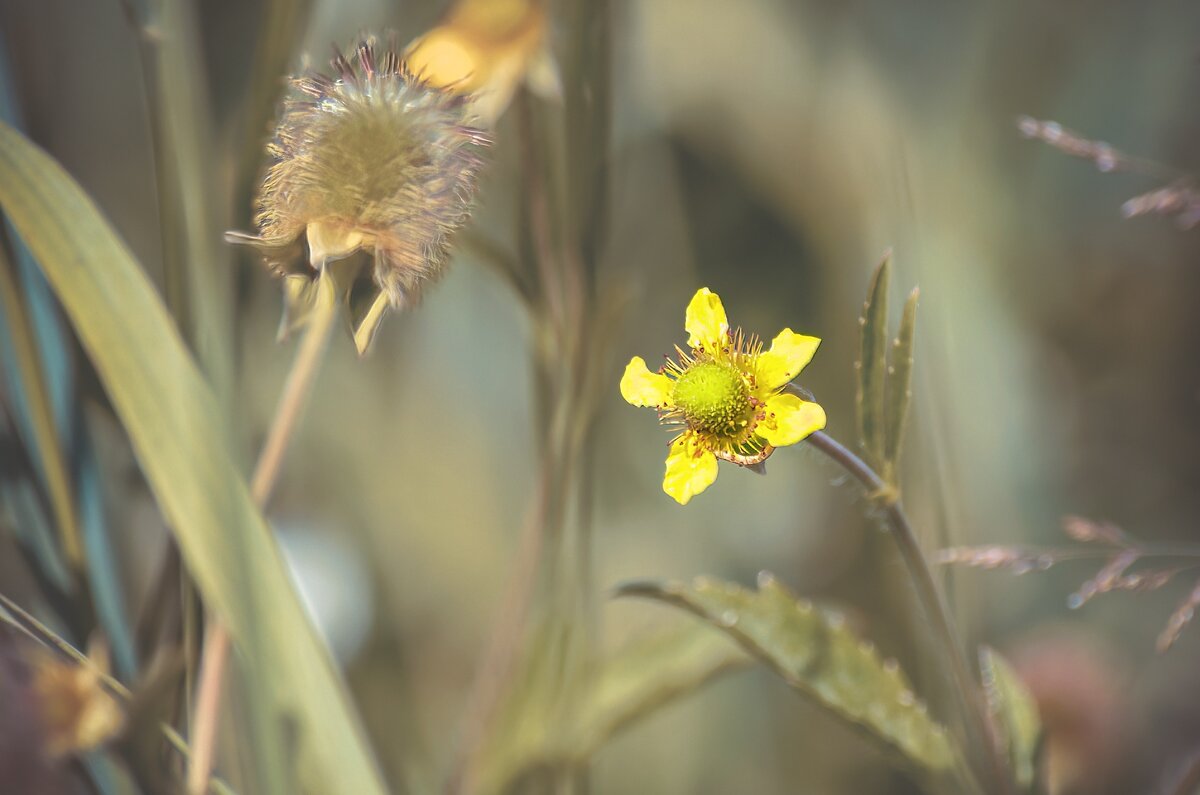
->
[574,621,752,757]
[0,120,386,795]
[980,647,1041,792]
[857,252,891,468]
[616,574,958,774]
[883,286,918,484]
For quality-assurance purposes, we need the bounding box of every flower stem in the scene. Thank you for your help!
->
[187,272,339,795]
[804,429,1005,794]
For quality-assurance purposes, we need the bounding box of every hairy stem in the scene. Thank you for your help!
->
[804,429,1005,794]
[187,273,339,795]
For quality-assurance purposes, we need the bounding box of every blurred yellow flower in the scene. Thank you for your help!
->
[403,0,560,125]
[30,647,123,758]
[620,288,826,505]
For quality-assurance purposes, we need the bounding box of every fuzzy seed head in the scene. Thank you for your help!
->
[249,35,491,306]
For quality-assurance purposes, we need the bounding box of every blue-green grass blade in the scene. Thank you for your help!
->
[0,119,387,795]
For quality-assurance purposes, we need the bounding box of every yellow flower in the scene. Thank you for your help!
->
[30,646,123,758]
[620,288,826,505]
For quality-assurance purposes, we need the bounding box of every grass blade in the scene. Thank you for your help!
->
[0,30,138,678]
[575,621,751,758]
[0,120,387,795]
[77,425,139,679]
[138,0,234,405]
[470,618,750,793]
[235,0,313,191]
[0,244,82,569]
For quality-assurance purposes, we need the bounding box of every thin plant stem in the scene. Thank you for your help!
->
[804,429,1006,794]
[187,273,339,795]
[445,462,551,795]
[448,83,603,792]
[188,626,231,795]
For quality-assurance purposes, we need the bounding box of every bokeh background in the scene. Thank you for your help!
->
[3,0,1200,792]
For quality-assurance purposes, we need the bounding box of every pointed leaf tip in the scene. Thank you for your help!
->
[980,647,1041,791]
[883,285,918,481]
[616,575,957,773]
[856,253,891,468]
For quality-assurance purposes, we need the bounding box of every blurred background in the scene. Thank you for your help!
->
[2,0,1200,793]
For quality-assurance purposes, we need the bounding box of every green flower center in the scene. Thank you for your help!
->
[672,361,754,438]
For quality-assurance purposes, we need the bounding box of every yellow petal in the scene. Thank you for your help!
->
[403,30,483,92]
[404,0,550,125]
[757,394,826,447]
[663,435,719,505]
[756,329,821,393]
[620,357,673,407]
[684,288,729,351]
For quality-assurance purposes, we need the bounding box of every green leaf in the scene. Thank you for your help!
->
[235,0,314,192]
[0,120,386,795]
[0,34,137,679]
[471,617,751,794]
[139,0,235,405]
[979,647,1041,792]
[564,0,612,273]
[616,573,959,774]
[574,621,752,758]
[857,251,891,468]
[466,611,583,795]
[0,243,82,568]
[883,286,918,483]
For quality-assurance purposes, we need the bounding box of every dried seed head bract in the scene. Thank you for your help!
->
[939,515,1200,652]
[1017,115,1200,229]
[228,34,491,353]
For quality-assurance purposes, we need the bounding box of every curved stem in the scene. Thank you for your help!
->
[246,275,339,506]
[805,430,1005,794]
[187,273,339,795]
